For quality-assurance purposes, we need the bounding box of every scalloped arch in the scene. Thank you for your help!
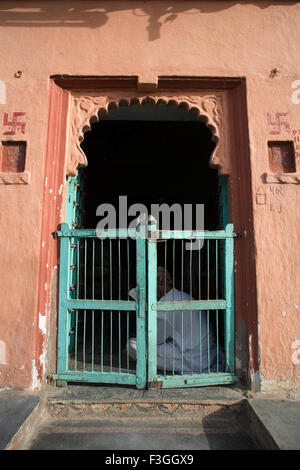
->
[67,95,226,177]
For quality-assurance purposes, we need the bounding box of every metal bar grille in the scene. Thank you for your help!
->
[56,221,236,389]
[56,223,145,385]
[147,222,236,388]
[71,236,136,373]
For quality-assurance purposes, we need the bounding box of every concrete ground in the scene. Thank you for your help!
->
[0,390,40,449]
[1,384,300,450]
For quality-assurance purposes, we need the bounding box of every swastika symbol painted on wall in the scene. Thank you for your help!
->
[2,112,26,135]
[267,112,290,135]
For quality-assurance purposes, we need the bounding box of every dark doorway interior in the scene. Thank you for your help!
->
[81,119,218,231]
[80,118,222,299]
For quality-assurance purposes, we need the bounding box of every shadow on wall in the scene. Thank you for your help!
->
[0,1,297,41]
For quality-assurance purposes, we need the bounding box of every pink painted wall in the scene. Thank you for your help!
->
[0,1,299,393]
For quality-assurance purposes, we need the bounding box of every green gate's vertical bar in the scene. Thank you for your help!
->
[218,175,228,302]
[135,218,147,389]
[225,223,235,373]
[147,216,158,385]
[65,173,84,353]
[57,222,71,375]
[218,175,229,228]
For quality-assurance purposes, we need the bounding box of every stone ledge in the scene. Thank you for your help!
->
[246,398,300,450]
[263,172,300,184]
[0,391,40,450]
[0,171,30,185]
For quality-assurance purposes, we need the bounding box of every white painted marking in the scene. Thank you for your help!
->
[31,360,41,390]
[39,313,47,334]
[291,80,300,104]
[292,340,300,365]
[0,340,7,364]
[0,81,6,104]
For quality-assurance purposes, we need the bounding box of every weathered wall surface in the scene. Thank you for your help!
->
[0,1,299,392]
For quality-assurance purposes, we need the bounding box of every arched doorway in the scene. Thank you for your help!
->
[55,101,236,388]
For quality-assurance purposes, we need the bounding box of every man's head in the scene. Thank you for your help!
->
[157,266,173,300]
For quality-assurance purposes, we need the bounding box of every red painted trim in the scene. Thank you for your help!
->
[36,77,259,389]
[34,80,69,386]
[228,83,260,381]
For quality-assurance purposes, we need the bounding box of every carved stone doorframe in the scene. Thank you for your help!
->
[39,77,259,391]
[66,91,231,177]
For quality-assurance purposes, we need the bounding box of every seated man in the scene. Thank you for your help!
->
[127,267,225,374]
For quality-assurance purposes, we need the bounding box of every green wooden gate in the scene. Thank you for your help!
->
[53,222,147,388]
[53,216,236,389]
[147,218,236,388]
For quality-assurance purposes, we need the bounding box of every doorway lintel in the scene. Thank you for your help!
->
[66,92,230,178]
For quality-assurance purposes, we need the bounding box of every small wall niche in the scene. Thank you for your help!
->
[0,141,26,173]
[268,141,296,173]
[0,141,30,184]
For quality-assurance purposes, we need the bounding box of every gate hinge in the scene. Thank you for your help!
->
[52,231,58,240]
[69,326,75,336]
[150,380,163,388]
